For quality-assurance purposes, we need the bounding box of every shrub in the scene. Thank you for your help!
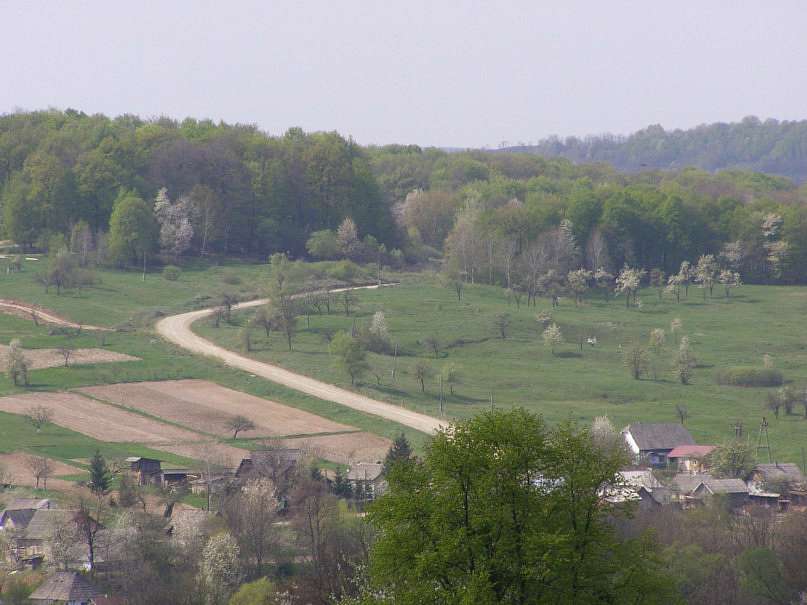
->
[162,265,181,281]
[715,367,784,387]
[221,272,242,285]
[326,260,363,282]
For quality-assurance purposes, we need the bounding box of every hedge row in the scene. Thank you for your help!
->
[715,367,784,387]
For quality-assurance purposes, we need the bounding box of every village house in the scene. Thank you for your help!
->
[13,509,78,567]
[160,467,192,488]
[692,478,749,509]
[126,457,162,486]
[236,448,303,489]
[667,445,716,473]
[346,462,386,501]
[28,571,102,605]
[1,498,55,533]
[747,463,807,505]
[621,423,696,467]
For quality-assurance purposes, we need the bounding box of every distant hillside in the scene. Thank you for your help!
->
[502,116,807,182]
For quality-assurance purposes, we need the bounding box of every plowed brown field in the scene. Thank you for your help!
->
[77,379,355,438]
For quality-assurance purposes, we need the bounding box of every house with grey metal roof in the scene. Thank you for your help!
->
[621,423,695,467]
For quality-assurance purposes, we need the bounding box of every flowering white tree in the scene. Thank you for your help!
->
[615,266,643,308]
[369,311,389,340]
[154,188,194,261]
[675,336,695,385]
[6,338,30,386]
[665,273,684,303]
[337,217,359,257]
[719,269,742,298]
[567,269,593,306]
[200,532,242,605]
[678,260,692,297]
[694,254,719,299]
[542,323,563,355]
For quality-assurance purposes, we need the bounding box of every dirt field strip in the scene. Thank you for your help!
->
[274,432,391,464]
[76,379,356,438]
[0,452,85,491]
[0,344,137,370]
[155,285,446,435]
[0,299,110,331]
[0,392,243,464]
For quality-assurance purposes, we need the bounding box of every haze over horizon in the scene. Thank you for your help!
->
[2,1,807,148]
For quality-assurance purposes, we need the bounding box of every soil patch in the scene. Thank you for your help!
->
[0,392,241,465]
[272,432,391,464]
[0,451,84,491]
[0,345,138,370]
[77,379,354,438]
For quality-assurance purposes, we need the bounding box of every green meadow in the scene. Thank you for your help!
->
[197,274,807,463]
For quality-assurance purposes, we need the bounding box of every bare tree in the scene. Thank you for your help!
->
[675,404,689,425]
[222,478,279,577]
[341,289,357,316]
[422,335,441,359]
[493,313,511,339]
[57,345,73,367]
[622,345,649,380]
[26,405,54,432]
[226,415,256,440]
[414,360,432,392]
[26,455,53,489]
[0,461,13,488]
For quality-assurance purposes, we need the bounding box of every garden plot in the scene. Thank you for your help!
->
[0,392,241,463]
[0,344,137,370]
[0,451,84,491]
[273,432,391,464]
[77,379,356,438]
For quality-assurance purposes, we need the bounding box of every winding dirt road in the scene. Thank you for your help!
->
[155,286,445,434]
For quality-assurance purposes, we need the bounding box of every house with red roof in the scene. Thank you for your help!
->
[667,445,716,473]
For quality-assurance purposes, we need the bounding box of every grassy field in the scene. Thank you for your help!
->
[0,303,427,456]
[196,274,807,463]
[0,256,270,327]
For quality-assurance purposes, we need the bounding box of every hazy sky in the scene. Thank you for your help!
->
[2,1,806,148]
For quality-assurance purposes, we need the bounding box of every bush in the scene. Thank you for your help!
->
[326,260,364,282]
[715,367,784,387]
[162,265,181,281]
[221,272,242,285]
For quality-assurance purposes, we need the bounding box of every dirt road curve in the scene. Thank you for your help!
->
[0,299,109,331]
[155,286,445,434]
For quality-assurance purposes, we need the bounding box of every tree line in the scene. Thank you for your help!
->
[4,110,807,284]
[0,110,396,257]
[502,115,807,183]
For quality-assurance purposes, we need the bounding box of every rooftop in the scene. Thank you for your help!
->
[24,509,77,541]
[624,423,695,451]
[754,463,805,484]
[346,462,384,482]
[668,445,716,459]
[28,571,101,602]
[702,478,748,495]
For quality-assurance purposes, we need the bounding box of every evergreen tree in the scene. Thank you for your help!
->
[88,449,111,497]
[382,433,413,475]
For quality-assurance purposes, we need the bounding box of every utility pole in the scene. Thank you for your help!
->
[439,375,445,417]
[756,417,772,463]
[391,343,398,383]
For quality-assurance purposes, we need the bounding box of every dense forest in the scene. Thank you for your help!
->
[502,116,807,182]
[4,110,807,283]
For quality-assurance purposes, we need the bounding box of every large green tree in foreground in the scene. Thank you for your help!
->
[366,409,678,605]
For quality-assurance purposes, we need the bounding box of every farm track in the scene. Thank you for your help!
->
[0,299,110,331]
[155,285,446,434]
